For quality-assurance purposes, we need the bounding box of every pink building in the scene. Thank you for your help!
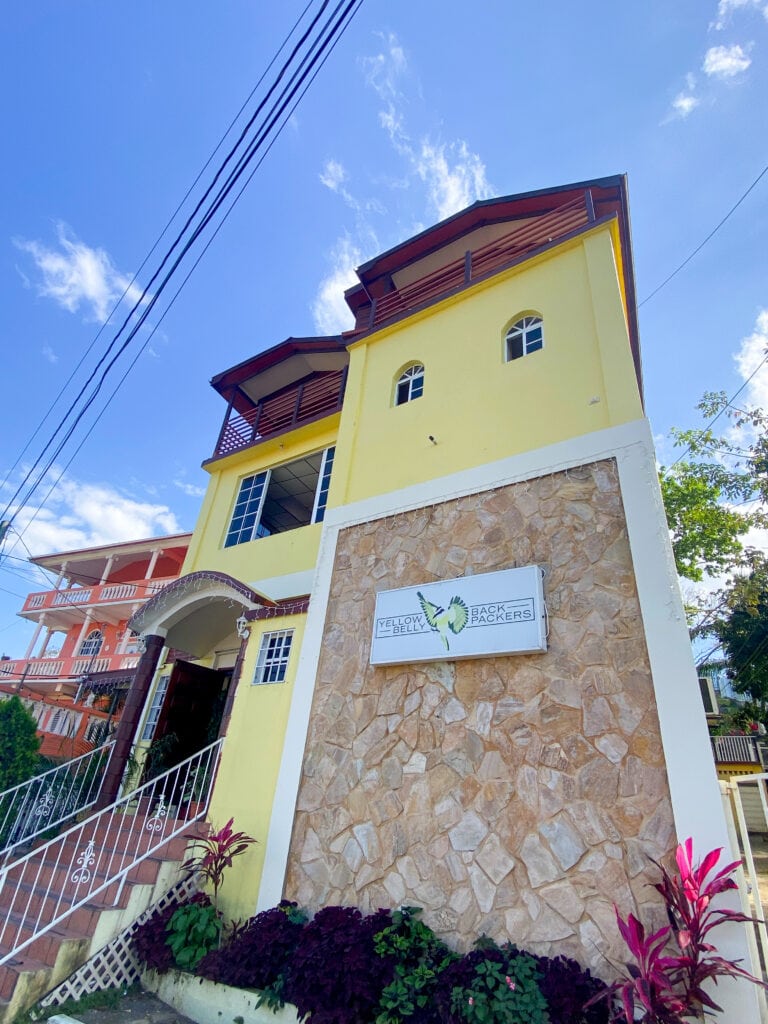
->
[0,533,191,756]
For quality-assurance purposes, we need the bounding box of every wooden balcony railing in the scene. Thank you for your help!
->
[212,367,347,460]
[356,196,590,332]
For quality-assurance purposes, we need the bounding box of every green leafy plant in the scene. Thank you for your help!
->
[184,817,257,909]
[166,899,222,970]
[447,948,549,1024]
[374,906,455,1024]
[0,696,41,790]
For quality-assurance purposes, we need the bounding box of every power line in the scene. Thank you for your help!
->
[639,160,768,308]
[1,0,364,534]
[1,2,317,499]
[8,0,363,557]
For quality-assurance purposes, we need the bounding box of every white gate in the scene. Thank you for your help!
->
[720,773,768,1021]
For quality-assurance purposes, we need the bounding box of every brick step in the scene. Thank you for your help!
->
[0,953,51,1002]
[0,849,173,912]
[0,858,166,933]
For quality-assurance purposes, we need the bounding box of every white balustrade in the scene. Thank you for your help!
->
[0,739,223,966]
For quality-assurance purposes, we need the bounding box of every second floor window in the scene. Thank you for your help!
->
[225,446,336,548]
[78,629,103,657]
[505,315,543,362]
[395,364,424,405]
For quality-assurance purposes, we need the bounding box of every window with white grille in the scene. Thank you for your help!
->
[253,630,294,685]
[141,674,170,741]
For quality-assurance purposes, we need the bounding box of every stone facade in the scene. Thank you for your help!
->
[284,459,675,973]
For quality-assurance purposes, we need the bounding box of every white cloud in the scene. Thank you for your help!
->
[311,32,494,330]
[712,0,768,29]
[14,223,146,323]
[664,73,701,122]
[174,478,206,498]
[311,236,361,335]
[703,43,752,77]
[672,92,701,118]
[42,345,58,365]
[415,141,494,221]
[320,159,348,193]
[1,471,182,562]
[361,31,408,102]
[733,308,768,409]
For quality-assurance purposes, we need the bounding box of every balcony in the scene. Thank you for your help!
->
[351,195,591,334]
[0,652,141,685]
[20,576,175,623]
[711,734,764,766]
[211,367,347,462]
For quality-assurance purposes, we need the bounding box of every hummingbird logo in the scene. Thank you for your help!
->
[417,592,469,651]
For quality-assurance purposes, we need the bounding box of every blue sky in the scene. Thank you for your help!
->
[1,0,767,656]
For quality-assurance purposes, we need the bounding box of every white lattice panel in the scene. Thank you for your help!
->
[37,875,198,1011]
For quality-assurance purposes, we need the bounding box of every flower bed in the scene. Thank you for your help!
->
[133,838,767,1024]
[142,969,300,1024]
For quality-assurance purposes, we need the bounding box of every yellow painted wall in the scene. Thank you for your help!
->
[183,418,340,583]
[206,612,306,919]
[330,224,641,507]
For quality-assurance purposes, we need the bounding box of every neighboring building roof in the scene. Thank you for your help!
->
[31,532,193,575]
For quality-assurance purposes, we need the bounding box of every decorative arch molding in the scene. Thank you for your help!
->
[128,570,274,654]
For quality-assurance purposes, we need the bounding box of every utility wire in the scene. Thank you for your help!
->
[7,0,357,536]
[0,1,316,496]
[2,0,363,531]
[639,160,768,308]
[10,0,362,554]
[1,0,335,522]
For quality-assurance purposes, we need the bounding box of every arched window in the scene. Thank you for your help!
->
[394,364,425,406]
[505,315,543,362]
[78,629,103,657]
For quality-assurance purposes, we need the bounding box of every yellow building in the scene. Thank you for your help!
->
[116,176,753,1008]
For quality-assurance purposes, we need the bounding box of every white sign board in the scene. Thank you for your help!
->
[370,565,547,666]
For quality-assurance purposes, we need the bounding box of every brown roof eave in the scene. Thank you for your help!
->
[210,336,346,399]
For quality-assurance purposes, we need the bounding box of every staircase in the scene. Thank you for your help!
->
[0,740,223,1023]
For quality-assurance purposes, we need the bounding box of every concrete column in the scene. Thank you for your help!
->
[24,615,46,660]
[53,562,68,590]
[97,632,166,808]
[145,549,161,581]
[73,613,94,655]
[37,627,54,659]
[99,555,115,585]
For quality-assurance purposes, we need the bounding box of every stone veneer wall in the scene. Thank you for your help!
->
[284,459,675,973]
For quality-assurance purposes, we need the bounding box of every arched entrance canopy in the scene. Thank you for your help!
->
[129,570,273,658]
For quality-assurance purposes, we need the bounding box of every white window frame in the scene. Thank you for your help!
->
[141,673,170,742]
[253,630,294,685]
[78,629,104,657]
[505,315,544,362]
[394,364,425,406]
[310,446,335,524]
[225,447,335,548]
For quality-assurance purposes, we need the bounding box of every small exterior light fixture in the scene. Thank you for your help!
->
[236,614,250,640]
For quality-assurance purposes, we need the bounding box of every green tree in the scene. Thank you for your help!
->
[711,553,768,711]
[660,391,768,582]
[0,696,41,790]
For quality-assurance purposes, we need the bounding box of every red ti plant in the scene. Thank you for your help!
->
[652,838,766,1017]
[184,817,257,910]
[591,838,767,1022]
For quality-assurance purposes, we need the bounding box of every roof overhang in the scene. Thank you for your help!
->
[211,336,348,412]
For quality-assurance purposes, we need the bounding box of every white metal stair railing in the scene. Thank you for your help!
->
[0,741,115,859]
[0,737,224,967]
